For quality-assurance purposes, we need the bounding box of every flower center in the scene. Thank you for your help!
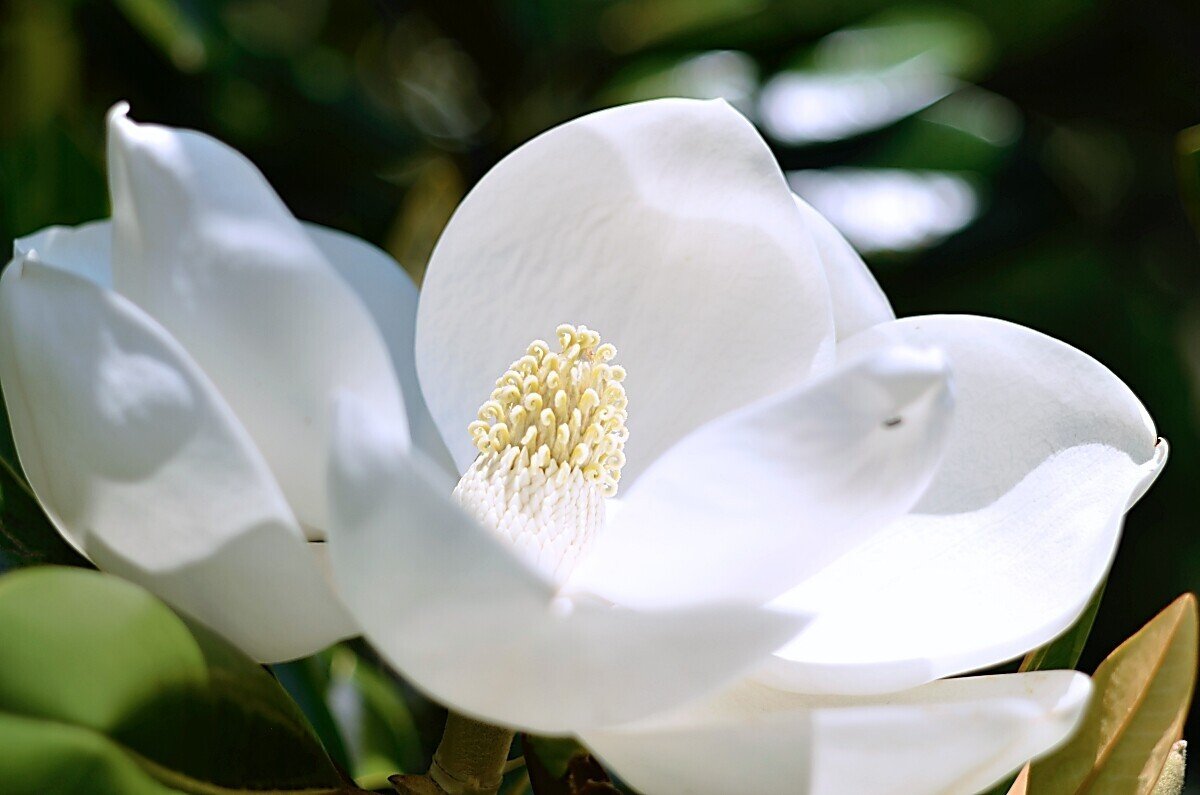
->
[452,324,628,583]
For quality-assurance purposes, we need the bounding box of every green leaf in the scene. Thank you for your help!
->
[341,648,428,782]
[799,7,993,80]
[278,644,430,790]
[0,457,90,568]
[863,89,1021,174]
[758,6,995,146]
[0,566,362,794]
[272,652,353,774]
[1027,594,1198,795]
[1020,584,1106,673]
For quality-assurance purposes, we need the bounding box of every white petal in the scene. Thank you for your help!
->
[416,98,834,478]
[583,671,1090,795]
[325,396,803,733]
[792,194,894,339]
[9,217,446,477]
[106,104,406,535]
[764,315,1163,693]
[842,315,1158,512]
[303,223,454,474]
[566,345,953,609]
[0,257,355,662]
[14,220,113,286]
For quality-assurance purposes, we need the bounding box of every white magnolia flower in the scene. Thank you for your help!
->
[0,99,1165,794]
[322,99,1166,793]
[0,103,440,662]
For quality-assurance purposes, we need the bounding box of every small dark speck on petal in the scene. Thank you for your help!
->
[883,416,903,428]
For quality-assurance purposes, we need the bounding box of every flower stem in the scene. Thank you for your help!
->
[394,711,515,795]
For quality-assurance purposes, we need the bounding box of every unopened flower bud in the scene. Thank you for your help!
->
[1152,739,1187,795]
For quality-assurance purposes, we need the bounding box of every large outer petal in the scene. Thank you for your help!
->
[764,315,1163,694]
[106,104,405,535]
[566,345,953,609]
[0,257,354,662]
[16,219,450,475]
[325,396,804,733]
[583,671,1090,795]
[793,195,893,340]
[416,98,835,478]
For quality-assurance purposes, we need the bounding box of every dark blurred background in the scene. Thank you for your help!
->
[2,0,1198,779]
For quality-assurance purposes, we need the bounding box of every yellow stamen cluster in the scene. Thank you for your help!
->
[467,324,628,497]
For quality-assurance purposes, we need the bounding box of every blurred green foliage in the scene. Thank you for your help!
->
[0,0,1198,774]
[275,643,433,789]
[0,566,355,793]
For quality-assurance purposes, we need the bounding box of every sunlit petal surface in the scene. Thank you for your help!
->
[416,98,835,479]
[107,105,407,536]
[325,395,804,733]
[763,315,1162,693]
[567,346,952,609]
[0,257,354,661]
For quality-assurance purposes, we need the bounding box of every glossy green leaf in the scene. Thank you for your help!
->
[863,89,1021,174]
[1027,594,1198,795]
[759,6,994,146]
[272,652,353,774]
[278,644,429,790]
[341,648,428,783]
[800,7,993,79]
[0,566,360,794]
